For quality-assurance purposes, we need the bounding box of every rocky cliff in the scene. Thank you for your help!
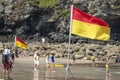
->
[0,0,120,44]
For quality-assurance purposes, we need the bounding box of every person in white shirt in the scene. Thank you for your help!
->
[34,49,40,70]
[3,46,10,55]
[2,46,12,79]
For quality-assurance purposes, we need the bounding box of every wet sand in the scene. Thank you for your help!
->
[0,56,120,80]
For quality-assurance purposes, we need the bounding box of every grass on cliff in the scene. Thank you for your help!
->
[55,9,70,19]
[28,0,60,8]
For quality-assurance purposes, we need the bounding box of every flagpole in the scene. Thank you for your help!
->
[65,5,73,80]
[14,35,17,58]
[14,35,16,47]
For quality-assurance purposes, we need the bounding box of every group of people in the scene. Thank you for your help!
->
[33,49,55,72]
[46,52,55,72]
[1,45,15,79]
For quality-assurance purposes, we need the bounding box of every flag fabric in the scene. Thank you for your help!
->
[15,36,28,49]
[71,6,110,41]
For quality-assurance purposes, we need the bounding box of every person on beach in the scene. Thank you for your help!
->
[106,56,110,62]
[34,49,40,70]
[115,55,120,64]
[51,52,55,72]
[46,53,50,69]
[9,49,15,74]
[2,46,13,79]
[91,55,96,67]
[11,51,15,64]
[71,53,76,64]
[106,63,111,80]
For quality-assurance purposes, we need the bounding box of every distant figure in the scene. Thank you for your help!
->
[15,48,19,57]
[51,52,55,72]
[9,49,14,79]
[46,53,50,69]
[71,53,76,64]
[34,49,40,70]
[42,38,45,43]
[10,49,15,65]
[115,55,120,63]
[106,56,110,62]
[106,63,111,80]
[11,52,15,64]
[91,55,96,67]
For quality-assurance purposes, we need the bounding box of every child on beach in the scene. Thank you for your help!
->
[46,53,50,69]
[106,63,111,80]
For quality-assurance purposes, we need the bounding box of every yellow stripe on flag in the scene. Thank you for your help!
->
[15,36,28,49]
[16,41,28,49]
[72,20,110,40]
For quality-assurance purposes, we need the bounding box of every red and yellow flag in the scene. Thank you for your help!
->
[72,6,110,41]
[15,36,28,49]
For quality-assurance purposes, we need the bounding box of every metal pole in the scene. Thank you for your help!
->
[65,5,73,80]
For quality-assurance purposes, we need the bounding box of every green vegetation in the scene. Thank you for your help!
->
[104,0,120,10]
[28,0,70,19]
[111,5,120,9]
[28,0,60,8]
[40,0,60,8]
[104,0,117,3]
[109,0,117,3]
[55,9,70,19]
[0,0,3,3]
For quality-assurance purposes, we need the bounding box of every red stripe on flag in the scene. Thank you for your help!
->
[16,36,27,45]
[73,6,110,28]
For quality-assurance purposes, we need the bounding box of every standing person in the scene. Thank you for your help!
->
[105,63,111,80]
[46,53,50,69]
[71,53,76,64]
[9,49,14,75]
[11,51,15,64]
[91,55,96,67]
[1,46,12,79]
[15,47,19,58]
[51,52,55,72]
[115,55,120,64]
[106,56,110,62]
[34,49,40,70]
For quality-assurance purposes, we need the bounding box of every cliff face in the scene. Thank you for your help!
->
[0,0,120,43]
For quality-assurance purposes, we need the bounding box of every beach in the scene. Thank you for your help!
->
[0,56,120,80]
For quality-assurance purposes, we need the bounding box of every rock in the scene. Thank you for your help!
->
[0,4,3,13]
[0,0,120,43]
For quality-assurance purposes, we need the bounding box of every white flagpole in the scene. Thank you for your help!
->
[14,35,16,57]
[14,35,16,47]
[65,5,73,80]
